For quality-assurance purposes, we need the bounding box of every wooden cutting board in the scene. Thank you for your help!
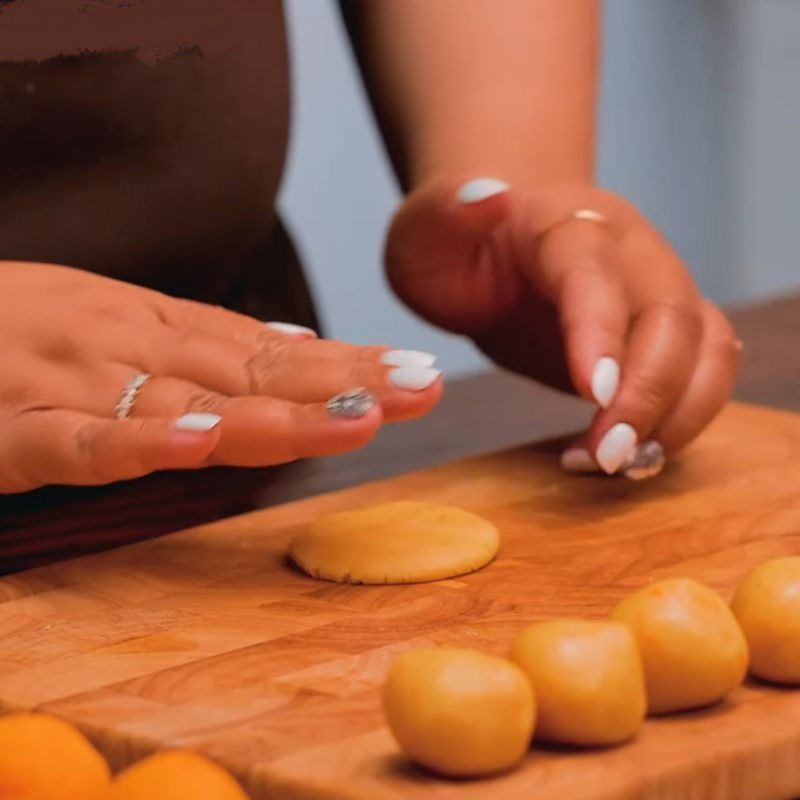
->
[2,401,800,800]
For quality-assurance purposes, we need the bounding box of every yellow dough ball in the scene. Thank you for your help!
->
[289,501,499,584]
[0,712,110,800]
[510,620,646,746]
[731,557,800,684]
[611,578,748,714]
[107,750,247,800]
[382,647,535,777]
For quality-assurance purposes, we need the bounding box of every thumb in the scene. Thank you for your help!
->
[452,177,513,233]
[386,177,516,334]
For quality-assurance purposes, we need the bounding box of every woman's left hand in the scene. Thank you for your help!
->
[385,177,741,477]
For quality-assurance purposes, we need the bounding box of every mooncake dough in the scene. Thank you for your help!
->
[611,578,748,714]
[510,619,646,746]
[289,501,499,584]
[383,647,535,777]
[731,557,800,684]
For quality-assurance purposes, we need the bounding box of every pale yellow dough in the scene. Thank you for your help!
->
[289,501,499,584]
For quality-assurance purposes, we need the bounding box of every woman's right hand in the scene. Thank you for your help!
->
[0,262,443,493]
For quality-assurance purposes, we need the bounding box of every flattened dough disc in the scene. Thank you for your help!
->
[289,501,499,585]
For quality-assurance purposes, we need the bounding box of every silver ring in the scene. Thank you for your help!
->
[115,373,151,419]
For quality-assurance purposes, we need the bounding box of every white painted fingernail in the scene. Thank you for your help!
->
[561,448,601,474]
[266,322,318,338]
[596,423,638,475]
[175,413,222,432]
[591,357,620,409]
[381,350,437,368]
[388,366,442,391]
[456,177,510,204]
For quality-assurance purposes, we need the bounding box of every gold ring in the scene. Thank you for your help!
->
[535,207,609,246]
[571,208,607,224]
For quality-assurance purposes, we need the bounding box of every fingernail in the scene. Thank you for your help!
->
[327,387,376,419]
[734,338,744,352]
[456,177,510,204]
[381,349,437,368]
[561,448,601,474]
[174,413,222,432]
[591,357,620,409]
[266,322,318,338]
[596,423,638,475]
[388,366,442,391]
[622,440,666,481]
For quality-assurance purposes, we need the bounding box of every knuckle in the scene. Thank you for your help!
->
[554,258,608,303]
[75,418,150,483]
[73,419,97,461]
[88,290,153,328]
[563,256,606,281]
[242,336,293,393]
[166,326,197,348]
[149,299,172,327]
[74,419,116,482]
[124,420,159,476]
[0,380,51,415]
[286,404,312,461]
[625,373,672,418]
[161,298,206,329]
[653,299,703,332]
[183,390,226,415]
[91,303,126,324]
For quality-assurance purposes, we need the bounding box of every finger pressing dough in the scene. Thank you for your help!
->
[289,501,499,584]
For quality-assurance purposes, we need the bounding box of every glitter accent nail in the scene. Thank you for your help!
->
[623,440,666,481]
[327,388,376,419]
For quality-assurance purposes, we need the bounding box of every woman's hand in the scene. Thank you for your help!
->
[0,262,442,493]
[386,178,740,477]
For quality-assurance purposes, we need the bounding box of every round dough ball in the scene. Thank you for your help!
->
[108,750,247,800]
[731,557,800,684]
[611,578,748,714]
[289,501,499,584]
[509,620,646,746]
[383,647,535,777]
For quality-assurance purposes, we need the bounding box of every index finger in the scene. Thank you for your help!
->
[155,296,317,349]
[529,217,629,407]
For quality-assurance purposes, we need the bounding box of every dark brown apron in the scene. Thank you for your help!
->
[0,0,318,329]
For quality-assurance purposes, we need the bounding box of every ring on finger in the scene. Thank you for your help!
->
[535,208,609,246]
[114,373,151,419]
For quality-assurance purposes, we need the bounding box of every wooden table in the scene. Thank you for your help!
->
[1,291,799,574]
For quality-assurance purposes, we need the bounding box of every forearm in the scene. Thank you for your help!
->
[342,0,600,190]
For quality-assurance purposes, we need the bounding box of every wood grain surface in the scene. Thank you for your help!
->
[2,401,800,799]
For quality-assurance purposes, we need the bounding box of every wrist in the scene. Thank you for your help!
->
[406,127,595,192]
[406,169,596,201]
